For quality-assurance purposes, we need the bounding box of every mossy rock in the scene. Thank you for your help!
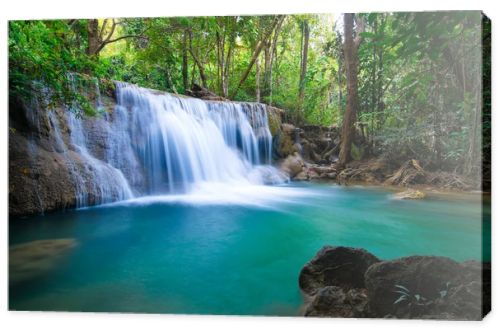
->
[267,111,282,136]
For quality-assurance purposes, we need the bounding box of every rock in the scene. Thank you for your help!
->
[307,170,320,179]
[325,172,337,179]
[9,239,78,285]
[304,286,369,318]
[299,246,380,295]
[10,82,285,216]
[304,164,337,180]
[393,189,426,200]
[294,171,309,181]
[276,124,299,158]
[249,165,289,184]
[9,133,79,216]
[280,153,305,178]
[364,255,483,319]
[281,123,296,134]
[266,107,283,136]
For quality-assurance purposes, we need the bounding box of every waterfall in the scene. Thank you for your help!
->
[110,83,285,194]
[24,81,287,210]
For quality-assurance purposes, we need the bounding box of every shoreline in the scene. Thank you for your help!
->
[9,178,489,219]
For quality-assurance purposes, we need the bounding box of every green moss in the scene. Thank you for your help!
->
[267,111,282,136]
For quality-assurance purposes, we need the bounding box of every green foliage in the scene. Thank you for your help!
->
[9,20,98,115]
[357,12,483,173]
[8,13,487,176]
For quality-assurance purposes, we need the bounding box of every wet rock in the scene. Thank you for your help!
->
[280,153,305,178]
[266,107,283,136]
[299,246,380,295]
[307,170,320,180]
[364,255,483,319]
[9,239,78,285]
[9,133,80,216]
[393,189,426,200]
[276,123,299,158]
[304,286,369,318]
[294,171,309,181]
[325,172,337,179]
[299,246,489,320]
[306,164,338,180]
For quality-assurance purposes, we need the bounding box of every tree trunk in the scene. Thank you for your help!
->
[165,66,178,94]
[86,19,101,56]
[182,31,189,92]
[229,16,281,100]
[339,13,363,167]
[297,20,310,123]
[86,18,140,57]
[267,16,285,105]
[256,56,261,102]
[188,30,208,88]
[222,38,233,97]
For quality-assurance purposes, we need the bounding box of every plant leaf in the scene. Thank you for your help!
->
[395,284,410,292]
[394,295,408,305]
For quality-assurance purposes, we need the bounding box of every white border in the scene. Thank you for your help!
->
[1,1,498,333]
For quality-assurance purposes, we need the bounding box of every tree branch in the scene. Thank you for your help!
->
[229,15,283,100]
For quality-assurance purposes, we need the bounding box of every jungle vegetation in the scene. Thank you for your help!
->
[8,12,490,180]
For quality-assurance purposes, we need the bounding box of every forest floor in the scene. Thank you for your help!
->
[276,123,484,196]
[283,154,485,198]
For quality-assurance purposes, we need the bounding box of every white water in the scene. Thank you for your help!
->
[27,82,288,208]
[112,83,283,194]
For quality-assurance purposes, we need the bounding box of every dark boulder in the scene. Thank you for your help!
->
[303,286,370,318]
[299,246,380,295]
[365,256,484,320]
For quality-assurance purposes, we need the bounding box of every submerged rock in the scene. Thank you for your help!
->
[9,239,78,285]
[393,189,426,200]
[299,246,380,295]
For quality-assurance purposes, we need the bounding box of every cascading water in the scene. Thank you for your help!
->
[111,83,284,195]
[25,81,287,210]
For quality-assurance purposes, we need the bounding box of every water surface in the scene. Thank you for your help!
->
[9,183,489,315]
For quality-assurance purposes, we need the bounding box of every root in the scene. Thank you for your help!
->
[425,171,471,190]
[337,158,390,185]
[385,159,425,186]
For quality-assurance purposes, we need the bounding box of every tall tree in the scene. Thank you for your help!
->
[263,15,285,103]
[182,30,189,92]
[229,15,282,100]
[297,19,310,123]
[187,28,208,88]
[339,13,364,166]
[86,19,145,57]
[255,55,261,102]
